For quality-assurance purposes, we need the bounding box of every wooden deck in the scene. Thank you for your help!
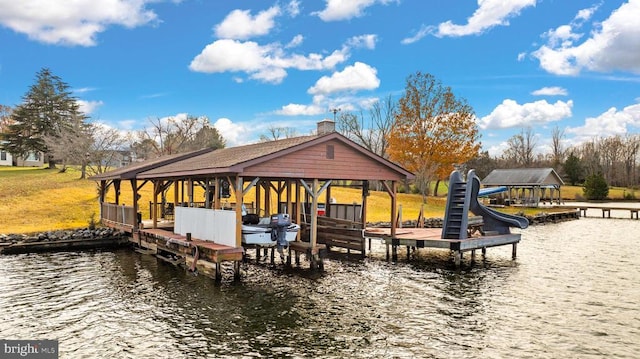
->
[134,228,244,281]
[555,205,640,219]
[364,227,521,265]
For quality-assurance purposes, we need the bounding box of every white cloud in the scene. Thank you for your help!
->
[286,0,301,17]
[189,36,364,84]
[314,0,396,21]
[401,25,430,45]
[213,118,247,146]
[517,52,526,61]
[479,99,573,129]
[77,99,103,114]
[531,86,568,96]
[0,0,158,46]
[346,34,377,49]
[285,34,304,48]
[533,0,640,75]
[214,6,281,40]
[308,62,379,95]
[567,103,640,140]
[434,0,536,37]
[275,103,326,116]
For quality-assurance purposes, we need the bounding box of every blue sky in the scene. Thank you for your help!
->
[1,0,639,156]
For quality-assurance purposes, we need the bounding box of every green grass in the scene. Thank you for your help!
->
[1,166,634,234]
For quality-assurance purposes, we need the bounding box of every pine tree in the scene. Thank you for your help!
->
[2,68,86,168]
[583,173,609,200]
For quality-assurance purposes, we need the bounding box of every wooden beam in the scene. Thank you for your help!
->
[235,176,244,248]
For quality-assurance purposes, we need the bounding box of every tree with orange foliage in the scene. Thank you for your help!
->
[387,72,481,201]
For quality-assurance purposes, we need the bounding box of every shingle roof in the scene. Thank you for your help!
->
[138,135,320,178]
[89,148,215,180]
[481,168,564,186]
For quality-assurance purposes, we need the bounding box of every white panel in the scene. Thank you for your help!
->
[174,207,237,247]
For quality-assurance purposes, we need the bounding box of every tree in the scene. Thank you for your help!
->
[2,68,87,168]
[0,105,13,133]
[182,124,226,151]
[583,172,609,200]
[259,125,298,142]
[337,95,395,158]
[85,123,127,178]
[387,72,481,201]
[502,127,536,167]
[564,152,583,186]
[135,114,223,158]
[44,113,93,175]
[550,125,565,170]
[465,151,497,180]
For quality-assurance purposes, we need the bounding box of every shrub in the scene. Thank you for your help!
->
[583,173,609,200]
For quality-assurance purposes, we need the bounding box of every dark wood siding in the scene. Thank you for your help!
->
[243,140,404,180]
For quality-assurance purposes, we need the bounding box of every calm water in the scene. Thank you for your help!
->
[1,218,639,358]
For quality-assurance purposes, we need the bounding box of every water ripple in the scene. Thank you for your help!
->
[1,218,639,358]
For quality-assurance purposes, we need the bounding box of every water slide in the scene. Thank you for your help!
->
[442,169,528,239]
[467,170,528,234]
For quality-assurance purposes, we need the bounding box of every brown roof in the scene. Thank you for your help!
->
[89,148,215,181]
[138,132,414,180]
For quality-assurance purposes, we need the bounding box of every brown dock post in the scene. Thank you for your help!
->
[385,243,390,261]
[406,246,410,260]
[512,243,517,259]
[471,249,476,261]
[234,261,241,281]
[392,245,398,261]
[454,251,461,266]
[482,247,487,258]
[215,262,222,282]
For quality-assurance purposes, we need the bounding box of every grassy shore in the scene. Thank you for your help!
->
[1,166,633,234]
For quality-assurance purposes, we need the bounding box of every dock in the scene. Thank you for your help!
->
[133,228,244,281]
[555,205,640,219]
[364,227,521,266]
[0,236,129,254]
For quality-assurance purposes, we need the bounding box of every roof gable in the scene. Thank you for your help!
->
[90,148,215,180]
[482,168,564,186]
[137,132,414,181]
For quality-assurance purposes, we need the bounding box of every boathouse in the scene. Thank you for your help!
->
[482,168,564,207]
[92,120,414,279]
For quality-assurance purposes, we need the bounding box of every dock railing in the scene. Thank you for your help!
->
[101,202,137,230]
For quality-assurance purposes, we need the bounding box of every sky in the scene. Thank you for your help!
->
[1,0,639,156]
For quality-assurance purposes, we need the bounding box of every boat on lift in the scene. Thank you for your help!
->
[241,206,299,246]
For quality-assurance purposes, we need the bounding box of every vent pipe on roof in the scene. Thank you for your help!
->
[317,119,335,135]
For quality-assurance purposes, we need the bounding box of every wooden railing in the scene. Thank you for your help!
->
[101,202,137,230]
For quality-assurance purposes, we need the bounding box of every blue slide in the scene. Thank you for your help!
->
[467,170,528,234]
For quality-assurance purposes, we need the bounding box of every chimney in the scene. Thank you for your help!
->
[317,119,335,135]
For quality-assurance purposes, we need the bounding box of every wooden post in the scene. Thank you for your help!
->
[310,179,319,248]
[152,181,158,229]
[131,178,139,231]
[174,180,179,208]
[235,176,243,248]
[512,243,517,259]
[295,181,301,241]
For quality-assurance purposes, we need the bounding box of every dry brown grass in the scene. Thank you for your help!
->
[1,166,633,234]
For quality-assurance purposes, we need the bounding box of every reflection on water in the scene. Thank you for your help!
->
[1,218,639,358]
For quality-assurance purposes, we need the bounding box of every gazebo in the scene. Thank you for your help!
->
[481,168,564,207]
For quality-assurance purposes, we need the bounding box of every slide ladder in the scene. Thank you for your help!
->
[442,170,471,239]
[442,169,529,239]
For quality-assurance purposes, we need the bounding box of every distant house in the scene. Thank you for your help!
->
[98,150,135,169]
[482,168,564,207]
[0,140,44,167]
